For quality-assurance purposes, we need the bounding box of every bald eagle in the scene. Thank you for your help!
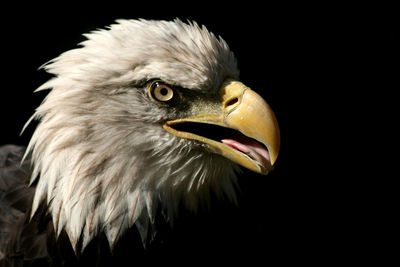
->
[0,19,279,265]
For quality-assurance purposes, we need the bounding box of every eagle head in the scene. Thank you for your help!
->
[25,19,280,251]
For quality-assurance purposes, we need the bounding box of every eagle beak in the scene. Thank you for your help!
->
[163,80,280,174]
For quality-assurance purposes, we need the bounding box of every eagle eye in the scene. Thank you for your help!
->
[149,81,176,103]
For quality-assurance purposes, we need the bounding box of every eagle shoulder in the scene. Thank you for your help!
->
[0,145,50,265]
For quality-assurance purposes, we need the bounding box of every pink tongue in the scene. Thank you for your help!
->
[222,135,271,170]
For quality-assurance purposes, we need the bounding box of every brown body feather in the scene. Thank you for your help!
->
[0,145,49,265]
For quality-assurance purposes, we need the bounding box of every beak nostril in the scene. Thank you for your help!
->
[225,97,239,108]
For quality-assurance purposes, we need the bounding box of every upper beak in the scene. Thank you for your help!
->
[163,80,280,175]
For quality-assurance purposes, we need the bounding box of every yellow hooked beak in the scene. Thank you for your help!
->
[163,80,280,174]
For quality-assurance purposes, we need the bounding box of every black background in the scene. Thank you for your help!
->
[0,2,397,265]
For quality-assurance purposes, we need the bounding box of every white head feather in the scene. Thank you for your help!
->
[25,19,240,251]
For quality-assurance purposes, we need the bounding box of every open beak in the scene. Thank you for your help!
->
[163,80,280,175]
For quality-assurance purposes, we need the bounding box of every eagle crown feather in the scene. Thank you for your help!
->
[24,19,241,252]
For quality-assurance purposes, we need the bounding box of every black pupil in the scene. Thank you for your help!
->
[160,87,169,96]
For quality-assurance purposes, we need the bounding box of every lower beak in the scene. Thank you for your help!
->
[163,80,280,175]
